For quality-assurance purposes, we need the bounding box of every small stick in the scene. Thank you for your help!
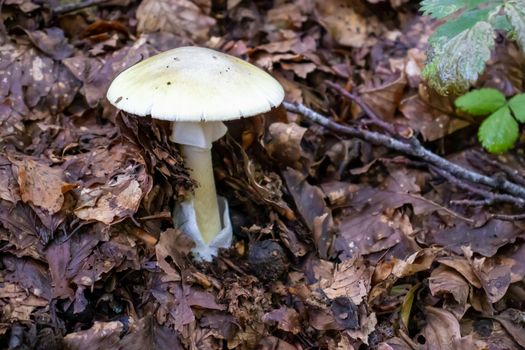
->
[326,80,397,135]
[431,167,525,207]
[283,101,525,200]
[490,212,525,221]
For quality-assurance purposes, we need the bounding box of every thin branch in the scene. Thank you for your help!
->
[52,0,107,15]
[283,101,525,201]
[431,166,525,207]
[469,150,525,188]
[490,213,525,221]
[325,80,397,135]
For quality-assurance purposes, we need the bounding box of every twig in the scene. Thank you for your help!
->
[431,167,525,207]
[283,101,525,200]
[52,0,107,15]
[490,213,525,221]
[469,150,525,188]
[325,80,397,135]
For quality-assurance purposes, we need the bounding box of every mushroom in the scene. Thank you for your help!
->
[106,46,284,260]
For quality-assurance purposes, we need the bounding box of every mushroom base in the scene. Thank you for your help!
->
[173,196,233,261]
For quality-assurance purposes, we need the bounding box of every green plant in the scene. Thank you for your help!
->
[420,0,525,94]
[455,88,525,153]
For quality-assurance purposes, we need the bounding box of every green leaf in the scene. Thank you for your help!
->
[421,0,467,19]
[430,7,493,42]
[420,0,488,19]
[423,21,495,94]
[509,93,525,122]
[401,283,421,329]
[478,106,519,153]
[455,88,506,116]
[491,14,513,31]
[506,2,525,52]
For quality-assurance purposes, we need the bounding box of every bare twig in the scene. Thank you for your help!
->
[490,212,525,221]
[469,150,525,188]
[325,80,397,135]
[283,101,525,200]
[52,0,106,15]
[431,167,525,207]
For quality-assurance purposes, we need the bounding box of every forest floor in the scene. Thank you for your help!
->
[1,0,525,349]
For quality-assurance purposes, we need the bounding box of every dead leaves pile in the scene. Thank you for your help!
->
[1,0,525,349]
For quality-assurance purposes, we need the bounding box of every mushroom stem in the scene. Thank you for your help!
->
[180,144,222,243]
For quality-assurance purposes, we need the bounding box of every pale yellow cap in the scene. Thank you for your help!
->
[106,46,284,121]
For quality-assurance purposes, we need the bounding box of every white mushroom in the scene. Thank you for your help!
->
[106,46,284,260]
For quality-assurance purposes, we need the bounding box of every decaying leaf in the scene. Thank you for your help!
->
[315,0,381,47]
[136,0,216,43]
[12,158,74,214]
[321,256,373,304]
[262,306,301,334]
[64,321,123,350]
[429,265,470,305]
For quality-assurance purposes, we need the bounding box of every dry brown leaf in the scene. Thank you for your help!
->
[282,167,334,258]
[399,95,469,142]
[0,158,20,203]
[344,308,377,345]
[266,3,307,30]
[392,248,441,278]
[74,176,143,224]
[437,256,483,289]
[419,307,462,350]
[265,122,308,169]
[472,257,512,303]
[360,74,407,121]
[492,309,525,348]
[155,228,194,280]
[315,0,380,47]
[13,159,74,214]
[136,0,216,43]
[257,336,297,350]
[429,265,470,305]
[0,283,48,321]
[64,321,123,350]
[262,306,301,334]
[321,257,373,304]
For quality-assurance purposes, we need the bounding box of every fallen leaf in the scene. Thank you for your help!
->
[64,321,123,350]
[283,167,334,258]
[121,317,184,350]
[321,257,373,304]
[265,122,308,169]
[392,248,441,278]
[428,219,522,257]
[136,0,216,43]
[492,309,525,348]
[360,73,407,121]
[472,257,511,303]
[13,158,73,214]
[315,0,381,47]
[262,306,301,334]
[429,265,470,305]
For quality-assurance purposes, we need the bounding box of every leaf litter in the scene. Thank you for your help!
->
[0,0,524,349]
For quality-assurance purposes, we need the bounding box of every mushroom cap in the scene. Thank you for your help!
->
[106,46,285,121]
